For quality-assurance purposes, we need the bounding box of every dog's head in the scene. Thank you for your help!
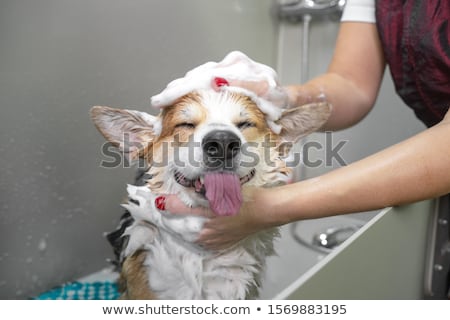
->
[91,90,330,216]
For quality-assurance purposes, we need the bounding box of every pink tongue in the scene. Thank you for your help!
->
[204,172,242,216]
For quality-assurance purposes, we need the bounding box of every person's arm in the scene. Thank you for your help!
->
[227,22,386,130]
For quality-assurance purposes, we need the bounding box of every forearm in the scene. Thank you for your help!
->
[285,72,379,130]
[266,116,450,225]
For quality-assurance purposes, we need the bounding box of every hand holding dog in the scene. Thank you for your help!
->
[157,187,277,251]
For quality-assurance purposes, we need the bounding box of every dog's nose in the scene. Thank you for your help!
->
[202,130,241,168]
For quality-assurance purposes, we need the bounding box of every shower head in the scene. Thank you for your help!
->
[277,0,346,21]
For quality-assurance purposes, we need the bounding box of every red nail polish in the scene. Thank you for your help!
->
[214,77,229,87]
[155,196,166,211]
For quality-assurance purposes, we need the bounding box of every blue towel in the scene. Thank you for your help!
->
[35,281,120,300]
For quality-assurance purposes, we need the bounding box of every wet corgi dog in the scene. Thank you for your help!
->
[91,89,330,299]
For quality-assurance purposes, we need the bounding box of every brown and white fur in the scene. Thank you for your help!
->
[91,89,330,299]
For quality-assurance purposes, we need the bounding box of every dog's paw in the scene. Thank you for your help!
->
[122,184,206,244]
[121,184,159,223]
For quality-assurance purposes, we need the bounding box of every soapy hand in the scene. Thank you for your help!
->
[210,76,291,109]
[150,51,291,131]
[154,187,275,251]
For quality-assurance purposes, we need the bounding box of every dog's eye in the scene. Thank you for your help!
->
[176,122,196,129]
[236,121,255,130]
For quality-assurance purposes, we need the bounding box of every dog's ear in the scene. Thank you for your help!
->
[90,106,159,161]
[276,102,331,143]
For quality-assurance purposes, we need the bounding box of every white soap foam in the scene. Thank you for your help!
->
[150,51,286,133]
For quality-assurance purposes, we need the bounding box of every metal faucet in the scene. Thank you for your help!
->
[277,0,346,21]
[312,225,360,250]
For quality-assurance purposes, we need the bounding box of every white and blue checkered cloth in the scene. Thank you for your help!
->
[35,281,120,300]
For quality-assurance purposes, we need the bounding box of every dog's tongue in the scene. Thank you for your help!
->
[204,172,242,216]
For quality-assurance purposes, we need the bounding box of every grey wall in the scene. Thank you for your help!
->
[0,0,276,299]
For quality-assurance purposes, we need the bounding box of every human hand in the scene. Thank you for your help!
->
[150,51,292,111]
[154,187,275,251]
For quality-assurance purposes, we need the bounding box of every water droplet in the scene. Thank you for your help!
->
[73,208,85,214]
[26,257,33,264]
[38,239,47,252]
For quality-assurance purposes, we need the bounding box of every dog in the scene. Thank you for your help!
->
[91,89,330,299]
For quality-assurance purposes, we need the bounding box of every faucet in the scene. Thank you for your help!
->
[277,0,346,21]
[312,225,360,250]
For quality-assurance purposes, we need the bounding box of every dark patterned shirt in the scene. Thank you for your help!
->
[376,0,450,127]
